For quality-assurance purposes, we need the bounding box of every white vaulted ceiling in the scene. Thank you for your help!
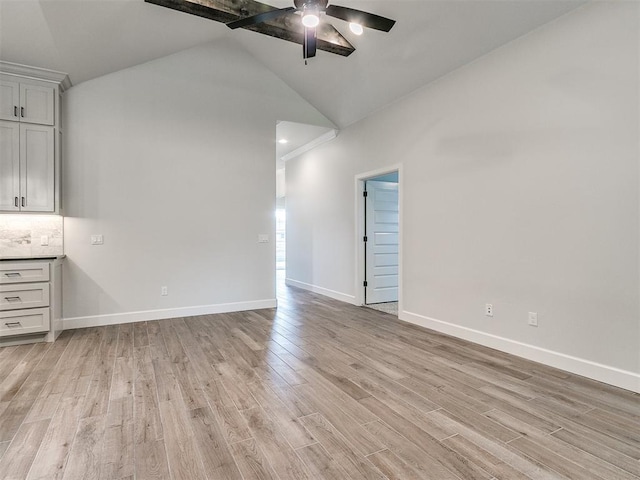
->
[0,0,585,128]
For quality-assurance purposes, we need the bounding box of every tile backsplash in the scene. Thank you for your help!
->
[0,215,63,258]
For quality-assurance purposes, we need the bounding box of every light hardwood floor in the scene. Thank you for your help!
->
[0,282,639,479]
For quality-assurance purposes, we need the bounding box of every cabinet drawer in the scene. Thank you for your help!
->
[0,283,49,311]
[0,307,50,337]
[0,262,50,284]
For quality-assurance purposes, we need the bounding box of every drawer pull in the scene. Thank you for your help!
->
[4,296,21,302]
[5,322,22,327]
[4,273,21,277]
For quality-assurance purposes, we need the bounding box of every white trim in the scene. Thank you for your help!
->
[63,299,277,330]
[354,164,403,309]
[0,61,72,92]
[400,309,640,394]
[285,278,357,305]
[281,130,338,162]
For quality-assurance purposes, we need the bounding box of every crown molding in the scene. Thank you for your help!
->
[281,129,338,162]
[0,61,72,92]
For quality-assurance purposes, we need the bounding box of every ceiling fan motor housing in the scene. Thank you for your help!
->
[294,0,329,11]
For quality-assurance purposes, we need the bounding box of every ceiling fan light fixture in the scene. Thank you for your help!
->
[349,22,363,35]
[301,10,320,28]
[217,0,396,60]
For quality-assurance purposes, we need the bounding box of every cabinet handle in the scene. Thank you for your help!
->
[4,273,21,277]
[14,106,18,117]
[14,197,18,207]
[21,197,25,207]
[20,107,24,117]
[4,296,21,302]
[5,322,22,327]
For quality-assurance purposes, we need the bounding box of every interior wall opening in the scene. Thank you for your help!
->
[275,120,338,296]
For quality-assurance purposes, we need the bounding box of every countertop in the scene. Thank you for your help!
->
[0,255,66,261]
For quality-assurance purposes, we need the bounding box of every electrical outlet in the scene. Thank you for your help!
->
[161,286,168,296]
[485,304,493,317]
[258,234,269,243]
[528,312,538,327]
[40,235,49,246]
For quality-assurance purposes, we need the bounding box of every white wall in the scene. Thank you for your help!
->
[62,40,333,326]
[286,3,640,391]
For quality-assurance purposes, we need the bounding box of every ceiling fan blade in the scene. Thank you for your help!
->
[303,27,317,59]
[317,23,353,56]
[227,6,295,30]
[325,5,395,32]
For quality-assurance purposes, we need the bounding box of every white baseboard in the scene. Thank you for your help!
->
[285,278,357,305]
[400,310,640,394]
[63,299,277,330]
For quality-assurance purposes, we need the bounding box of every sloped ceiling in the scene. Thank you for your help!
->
[0,0,584,128]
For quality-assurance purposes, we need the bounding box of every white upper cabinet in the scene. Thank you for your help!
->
[20,84,54,125]
[0,62,69,214]
[0,121,20,211]
[0,121,54,212]
[0,80,20,121]
[20,124,55,212]
[0,80,54,125]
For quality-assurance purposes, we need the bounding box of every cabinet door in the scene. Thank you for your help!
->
[19,84,54,125]
[19,124,54,212]
[0,121,20,211]
[0,80,20,121]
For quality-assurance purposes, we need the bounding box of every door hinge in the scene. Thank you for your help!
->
[363,236,368,242]
[363,191,368,197]
[363,281,368,287]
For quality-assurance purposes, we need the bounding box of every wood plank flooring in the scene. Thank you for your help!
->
[0,281,639,479]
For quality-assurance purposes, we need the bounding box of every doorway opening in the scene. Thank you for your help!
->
[275,203,286,292]
[275,120,337,296]
[355,167,401,317]
[275,204,286,272]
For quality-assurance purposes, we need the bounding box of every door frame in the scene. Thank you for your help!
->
[354,164,403,311]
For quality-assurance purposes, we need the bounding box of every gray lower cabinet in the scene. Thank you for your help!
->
[0,258,63,346]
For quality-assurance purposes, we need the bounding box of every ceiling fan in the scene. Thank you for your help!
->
[226,0,396,61]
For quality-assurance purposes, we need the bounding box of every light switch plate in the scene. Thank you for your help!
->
[40,235,49,246]
[91,234,104,245]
